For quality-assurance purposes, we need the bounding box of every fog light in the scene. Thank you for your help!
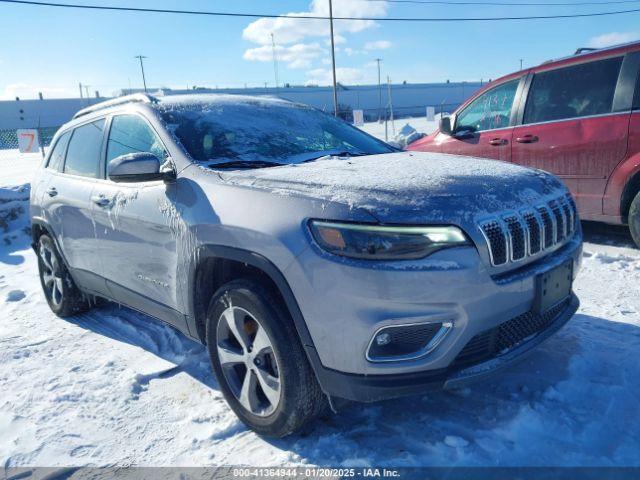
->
[367,321,453,362]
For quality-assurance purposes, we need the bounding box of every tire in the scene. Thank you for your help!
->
[206,279,327,437]
[630,192,640,249]
[37,234,90,317]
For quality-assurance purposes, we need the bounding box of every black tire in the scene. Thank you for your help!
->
[630,192,640,249]
[37,234,90,317]
[206,279,327,437]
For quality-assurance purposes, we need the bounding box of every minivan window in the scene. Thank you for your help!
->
[524,56,623,124]
[64,119,105,178]
[106,114,166,164]
[47,131,71,171]
[455,80,519,133]
[634,69,640,110]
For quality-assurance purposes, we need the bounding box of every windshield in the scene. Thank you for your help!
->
[158,98,395,166]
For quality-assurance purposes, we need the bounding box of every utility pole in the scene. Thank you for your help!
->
[135,55,148,92]
[328,0,339,117]
[271,33,280,93]
[519,58,523,70]
[78,82,83,99]
[375,58,382,122]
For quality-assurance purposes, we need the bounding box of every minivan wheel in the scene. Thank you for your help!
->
[206,279,327,437]
[37,234,89,317]
[629,192,640,248]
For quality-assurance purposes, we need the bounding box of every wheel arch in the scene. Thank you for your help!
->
[188,245,316,353]
[620,168,640,223]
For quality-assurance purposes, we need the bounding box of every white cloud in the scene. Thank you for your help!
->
[243,43,325,69]
[305,67,367,86]
[1,83,75,100]
[364,40,391,50]
[242,0,388,46]
[587,31,639,48]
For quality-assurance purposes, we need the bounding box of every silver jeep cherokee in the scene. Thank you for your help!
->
[30,93,582,436]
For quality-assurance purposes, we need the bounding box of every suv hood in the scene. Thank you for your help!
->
[218,151,566,224]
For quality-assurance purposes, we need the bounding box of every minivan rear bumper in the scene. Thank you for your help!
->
[307,293,579,403]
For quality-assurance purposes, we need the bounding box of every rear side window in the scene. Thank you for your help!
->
[524,57,623,124]
[47,131,71,171]
[455,80,519,132]
[64,119,105,178]
[634,68,640,110]
[106,114,166,163]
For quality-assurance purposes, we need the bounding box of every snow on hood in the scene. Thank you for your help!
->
[218,151,566,224]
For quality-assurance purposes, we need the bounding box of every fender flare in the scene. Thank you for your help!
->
[186,244,316,349]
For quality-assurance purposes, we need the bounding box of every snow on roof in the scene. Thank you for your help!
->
[155,93,302,110]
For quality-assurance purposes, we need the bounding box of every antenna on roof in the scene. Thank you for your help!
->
[72,93,158,119]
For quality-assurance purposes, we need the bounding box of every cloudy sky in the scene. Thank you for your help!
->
[0,0,638,99]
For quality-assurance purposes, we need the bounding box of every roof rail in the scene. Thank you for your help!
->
[72,93,159,119]
[574,47,598,55]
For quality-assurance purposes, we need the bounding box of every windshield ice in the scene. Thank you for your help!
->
[157,97,394,166]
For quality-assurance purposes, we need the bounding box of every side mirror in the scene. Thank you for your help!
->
[108,152,175,183]
[439,116,453,136]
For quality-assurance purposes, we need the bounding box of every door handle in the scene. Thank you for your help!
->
[91,194,112,207]
[515,134,539,144]
[489,138,508,146]
[46,187,58,197]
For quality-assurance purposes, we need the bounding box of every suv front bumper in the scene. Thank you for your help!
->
[307,293,578,402]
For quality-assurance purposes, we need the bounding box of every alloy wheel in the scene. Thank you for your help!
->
[216,305,281,417]
[39,243,64,307]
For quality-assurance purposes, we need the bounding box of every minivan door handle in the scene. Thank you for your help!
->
[91,194,112,207]
[489,138,508,146]
[46,187,58,197]
[515,134,539,144]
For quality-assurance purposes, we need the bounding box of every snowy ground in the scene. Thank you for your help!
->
[1,134,639,467]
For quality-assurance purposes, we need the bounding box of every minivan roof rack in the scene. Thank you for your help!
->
[72,93,159,119]
[574,47,598,55]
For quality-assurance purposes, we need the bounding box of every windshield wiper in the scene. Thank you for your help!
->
[300,150,368,163]
[207,160,284,170]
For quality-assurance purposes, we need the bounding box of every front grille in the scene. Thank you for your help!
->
[480,220,508,266]
[453,299,569,368]
[480,194,578,267]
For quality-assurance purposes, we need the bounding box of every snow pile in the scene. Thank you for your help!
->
[1,142,639,467]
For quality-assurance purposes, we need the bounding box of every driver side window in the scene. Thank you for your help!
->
[455,79,519,133]
[106,114,167,164]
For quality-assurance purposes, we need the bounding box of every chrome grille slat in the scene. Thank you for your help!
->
[480,194,578,267]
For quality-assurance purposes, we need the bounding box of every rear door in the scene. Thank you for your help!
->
[41,119,106,293]
[436,78,524,162]
[512,55,632,215]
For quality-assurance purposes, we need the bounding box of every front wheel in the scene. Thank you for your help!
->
[37,234,89,316]
[206,279,327,437]
[629,192,640,248]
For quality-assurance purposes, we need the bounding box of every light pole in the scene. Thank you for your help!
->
[271,33,280,92]
[519,58,523,70]
[329,0,338,117]
[328,0,339,117]
[375,58,382,122]
[135,55,148,93]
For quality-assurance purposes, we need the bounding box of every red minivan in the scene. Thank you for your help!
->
[408,41,640,247]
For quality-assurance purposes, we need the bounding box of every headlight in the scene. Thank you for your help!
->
[309,220,469,260]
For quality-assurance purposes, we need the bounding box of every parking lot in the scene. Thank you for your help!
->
[1,141,638,467]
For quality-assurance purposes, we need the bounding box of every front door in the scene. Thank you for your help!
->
[437,78,522,162]
[511,55,630,215]
[42,119,106,294]
[90,113,188,332]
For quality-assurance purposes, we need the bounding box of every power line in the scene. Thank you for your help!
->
[1,0,640,22]
[365,0,640,5]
